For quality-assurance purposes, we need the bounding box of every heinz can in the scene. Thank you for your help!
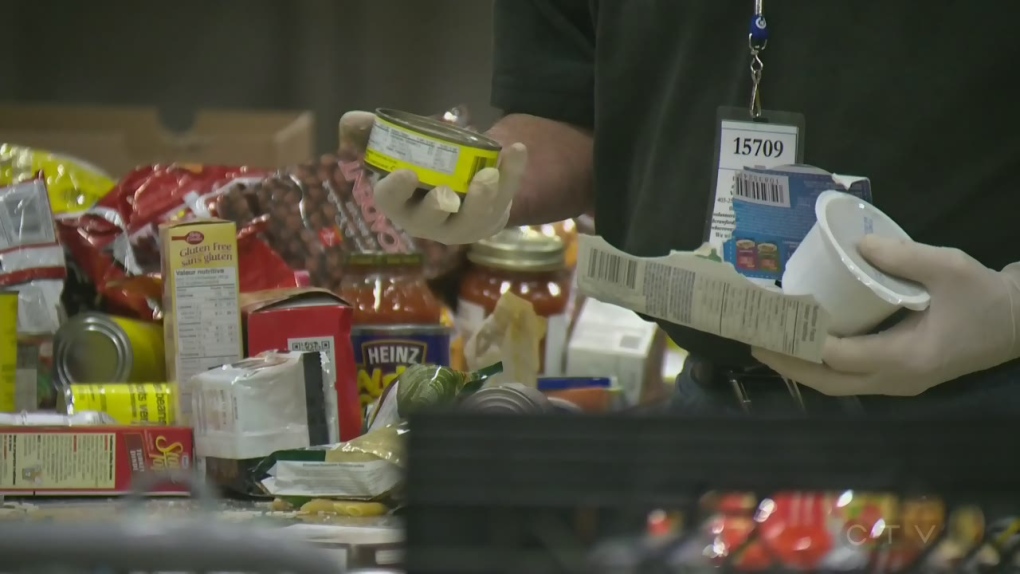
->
[57,382,177,425]
[351,325,451,410]
[53,312,166,385]
[0,292,17,412]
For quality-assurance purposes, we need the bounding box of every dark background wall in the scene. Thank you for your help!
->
[0,0,498,153]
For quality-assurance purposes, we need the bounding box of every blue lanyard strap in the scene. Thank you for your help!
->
[747,0,768,118]
[749,0,769,49]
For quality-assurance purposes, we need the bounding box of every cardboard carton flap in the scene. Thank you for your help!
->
[0,103,313,176]
[159,218,230,230]
[241,287,350,313]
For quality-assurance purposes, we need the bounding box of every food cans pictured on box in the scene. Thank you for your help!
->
[56,382,178,426]
[0,425,193,495]
[53,312,166,385]
[0,292,17,412]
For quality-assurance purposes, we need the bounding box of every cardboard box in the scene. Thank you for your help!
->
[241,288,361,441]
[160,219,243,421]
[566,298,664,406]
[0,425,193,496]
[0,104,313,176]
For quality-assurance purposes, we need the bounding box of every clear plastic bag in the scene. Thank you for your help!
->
[0,178,66,335]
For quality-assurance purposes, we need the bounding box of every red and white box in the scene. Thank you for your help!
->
[0,426,193,496]
[241,288,361,441]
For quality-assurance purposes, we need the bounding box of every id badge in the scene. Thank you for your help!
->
[704,107,805,256]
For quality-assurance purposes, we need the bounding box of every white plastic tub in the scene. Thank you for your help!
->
[782,190,930,336]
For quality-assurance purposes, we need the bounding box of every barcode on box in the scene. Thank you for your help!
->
[585,249,638,289]
[733,172,791,208]
[288,337,337,376]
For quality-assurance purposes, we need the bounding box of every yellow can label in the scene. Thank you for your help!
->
[108,315,167,382]
[70,383,177,425]
[0,294,17,412]
[365,116,499,195]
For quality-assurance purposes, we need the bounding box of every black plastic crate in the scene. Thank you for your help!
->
[404,413,1020,574]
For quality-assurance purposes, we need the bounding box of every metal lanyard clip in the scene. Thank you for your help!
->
[748,0,769,119]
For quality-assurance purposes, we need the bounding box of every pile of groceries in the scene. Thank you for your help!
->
[0,106,672,520]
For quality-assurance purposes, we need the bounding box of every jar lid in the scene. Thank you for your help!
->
[468,227,565,271]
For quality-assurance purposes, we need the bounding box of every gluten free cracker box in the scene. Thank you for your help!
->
[160,219,243,424]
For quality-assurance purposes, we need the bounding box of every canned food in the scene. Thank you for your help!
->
[364,108,501,195]
[757,242,781,272]
[57,382,177,426]
[0,292,17,412]
[460,383,554,414]
[54,312,166,385]
[352,325,451,409]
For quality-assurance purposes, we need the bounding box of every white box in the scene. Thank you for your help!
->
[566,298,659,406]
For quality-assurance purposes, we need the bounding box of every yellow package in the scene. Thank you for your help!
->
[0,144,115,216]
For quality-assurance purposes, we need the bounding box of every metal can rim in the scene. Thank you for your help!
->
[53,312,134,385]
[374,108,502,152]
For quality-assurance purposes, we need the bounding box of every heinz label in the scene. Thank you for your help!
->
[352,327,451,410]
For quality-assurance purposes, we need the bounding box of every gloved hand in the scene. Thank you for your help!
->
[752,235,1020,396]
[338,111,527,245]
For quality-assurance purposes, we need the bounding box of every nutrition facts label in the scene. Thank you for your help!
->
[0,432,116,490]
[368,121,460,175]
[173,267,241,383]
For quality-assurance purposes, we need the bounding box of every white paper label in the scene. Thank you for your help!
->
[544,313,568,376]
[368,120,460,175]
[709,120,799,250]
[0,180,56,250]
[575,235,827,362]
[265,459,402,499]
[455,299,487,341]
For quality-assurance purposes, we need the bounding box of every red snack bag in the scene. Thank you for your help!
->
[58,164,282,319]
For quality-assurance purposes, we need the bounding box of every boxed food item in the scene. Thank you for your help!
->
[241,288,361,441]
[190,352,332,495]
[159,218,243,397]
[0,425,193,496]
[565,298,664,406]
[0,104,313,177]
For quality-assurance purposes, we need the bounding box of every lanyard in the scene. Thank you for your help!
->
[748,0,769,118]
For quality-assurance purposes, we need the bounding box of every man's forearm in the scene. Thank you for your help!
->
[486,114,593,226]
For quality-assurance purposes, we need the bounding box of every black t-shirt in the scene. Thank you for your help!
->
[492,0,1020,367]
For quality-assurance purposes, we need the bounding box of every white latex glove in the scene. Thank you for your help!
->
[339,110,527,245]
[752,235,1020,396]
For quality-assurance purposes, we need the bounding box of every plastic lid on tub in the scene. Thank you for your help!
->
[815,190,931,310]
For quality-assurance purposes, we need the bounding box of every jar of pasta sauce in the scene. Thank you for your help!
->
[457,228,572,375]
[339,252,451,411]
